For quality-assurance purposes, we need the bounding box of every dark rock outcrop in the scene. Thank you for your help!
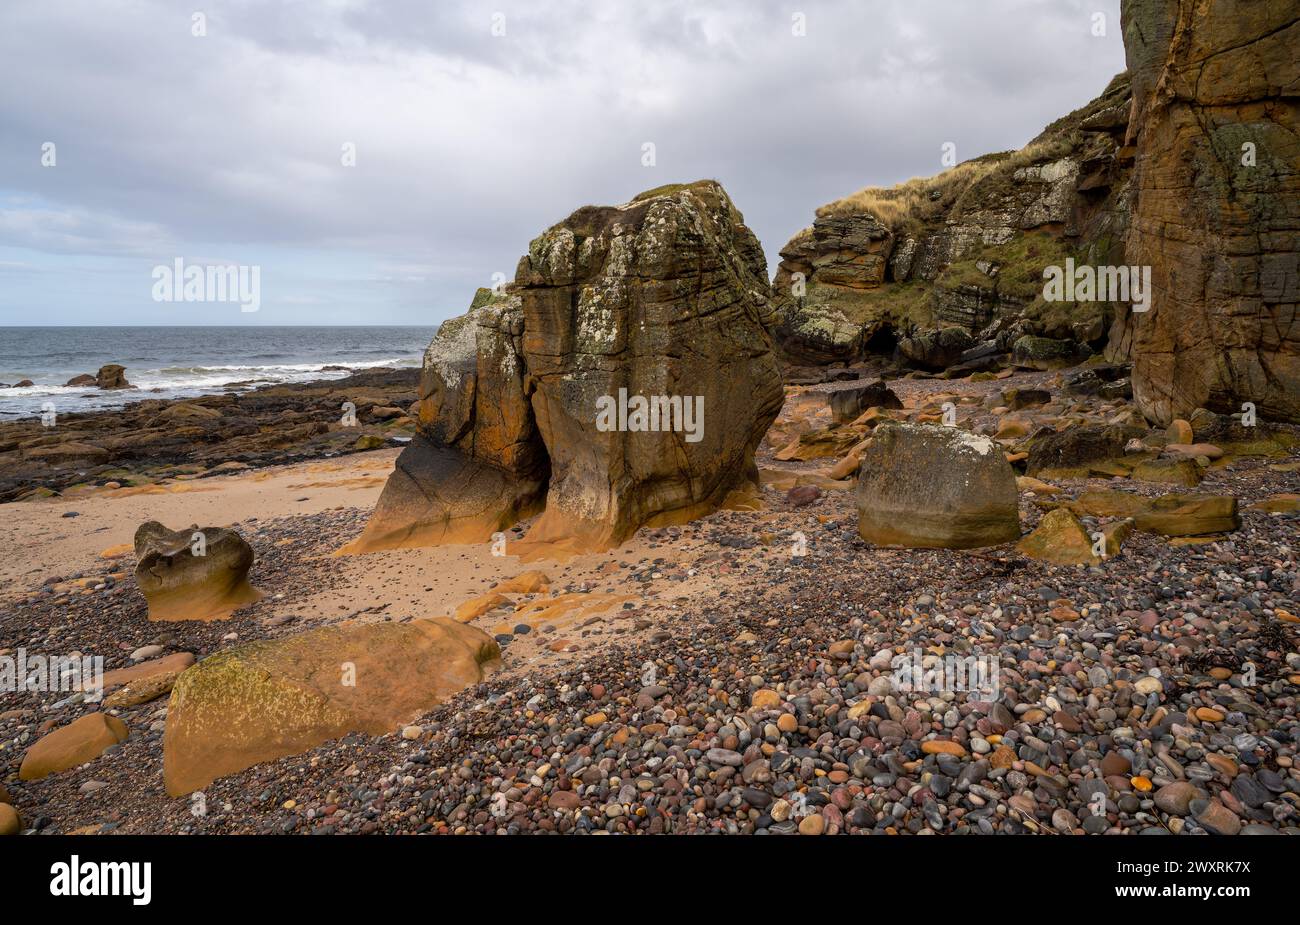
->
[0,367,419,503]
[95,364,132,390]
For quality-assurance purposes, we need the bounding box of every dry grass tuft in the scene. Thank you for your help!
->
[816,154,1010,235]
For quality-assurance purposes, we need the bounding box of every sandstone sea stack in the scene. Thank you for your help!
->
[1116,0,1300,424]
[347,180,784,555]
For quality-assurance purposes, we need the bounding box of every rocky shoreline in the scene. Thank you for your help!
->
[2,0,1297,839]
[0,367,420,504]
[2,360,1297,835]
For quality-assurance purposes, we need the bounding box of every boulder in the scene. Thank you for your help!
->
[104,670,186,709]
[1186,408,1292,456]
[162,618,499,795]
[1001,387,1051,410]
[98,652,196,693]
[856,422,1020,548]
[1118,0,1300,424]
[1099,377,1133,400]
[899,328,974,371]
[65,374,96,387]
[1132,457,1203,487]
[350,181,784,556]
[0,803,19,835]
[1012,336,1077,370]
[1134,493,1239,536]
[133,521,262,621]
[1063,369,1104,395]
[95,364,132,390]
[828,380,902,424]
[1070,489,1238,536]
[495,570,551,594]
[1167,419,1194,444]
[1025,424,1145,477]
[19,713,128,780]
[1017,508,1098,565]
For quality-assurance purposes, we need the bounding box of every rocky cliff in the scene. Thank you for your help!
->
[1115,0,1300,424]
[348,180,784,555]
[771,0,1299,425]
[772,73,1134,367]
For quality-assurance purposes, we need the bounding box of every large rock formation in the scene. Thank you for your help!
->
[163,618,498,795]
[771,75,1135,367]
[770,0,1299,425]
[1115,0,1300,424]
[349,180,784,555]
[517,181,784,551]
[134,521,262,621]
[856,423,1021,548]
[341,292,549,551]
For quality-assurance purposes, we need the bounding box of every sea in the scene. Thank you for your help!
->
[0,326,438,420]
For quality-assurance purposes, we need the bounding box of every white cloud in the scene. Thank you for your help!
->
[0,0,1125,324]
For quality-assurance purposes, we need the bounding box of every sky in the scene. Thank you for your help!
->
[0,0,1126,326]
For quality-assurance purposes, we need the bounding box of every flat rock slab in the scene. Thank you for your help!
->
[163,618,499,796]
[20,713,128,781]
[1069,490,1239,536]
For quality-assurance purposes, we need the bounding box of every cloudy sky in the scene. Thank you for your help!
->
[0,0,1125,326]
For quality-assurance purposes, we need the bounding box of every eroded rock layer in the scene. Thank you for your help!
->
[1118,0,1300,424]
[771,75,1135,366]
[352,181,784,555]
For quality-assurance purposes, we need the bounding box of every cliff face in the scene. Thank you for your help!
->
[1117,0,1300,424]
[772,74,1134,366]
[773,0,1299,425]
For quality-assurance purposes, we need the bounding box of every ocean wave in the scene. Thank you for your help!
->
[0,355,420,417]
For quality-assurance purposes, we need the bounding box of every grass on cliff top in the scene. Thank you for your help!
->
[804,279,934,331]
[816,152,1011,236]
[630,179,726,206]
[812,71,1131,244]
